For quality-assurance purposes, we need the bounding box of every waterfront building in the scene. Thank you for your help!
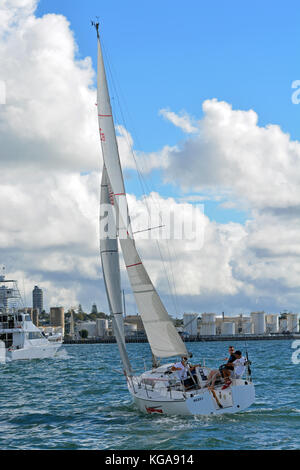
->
[215,314,251,335]
[50,307,65,336]
[32,308,39,327]
[69,310,75,338]
[32,286,43,312]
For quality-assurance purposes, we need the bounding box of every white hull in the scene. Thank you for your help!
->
[127,364,255,416]
[5,342,62,362]
[0,310,64,363]
[131,383,255,416]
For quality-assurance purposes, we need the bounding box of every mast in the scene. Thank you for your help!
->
[95,23,187,359]
[122,290,126,318]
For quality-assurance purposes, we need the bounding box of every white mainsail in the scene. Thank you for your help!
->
[96,26,187,359]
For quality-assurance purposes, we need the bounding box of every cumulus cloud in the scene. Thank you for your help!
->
[0,0,166,176]
[157,101,300,312]
[164,99,300,212]
[0,1,99,173]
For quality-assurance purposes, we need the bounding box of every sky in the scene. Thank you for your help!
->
[0,0,300,317]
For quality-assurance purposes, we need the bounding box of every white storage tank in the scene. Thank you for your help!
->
[242,321,253,334]
[202,313,216,323]
[221,322,235,336]
[265,314,279,333]
[279,318,288,333]
[124,323,137,336]
[112,315,125,342]
[77,321,97,338]
[251,311,266,335]
[287,313,299,333]
[96,318,108,337]
[200,313,216,335]
[183,313,198,336]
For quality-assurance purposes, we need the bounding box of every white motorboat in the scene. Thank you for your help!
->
[0,270,62,362]
[94,23,255,415]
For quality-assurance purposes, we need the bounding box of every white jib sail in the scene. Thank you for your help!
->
[100,165,132,375]
[97,29,187,359]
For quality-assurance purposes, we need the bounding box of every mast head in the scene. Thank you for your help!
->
[91,20,100,38]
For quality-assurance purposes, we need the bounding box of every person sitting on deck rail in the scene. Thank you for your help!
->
[218,345,237,379]
[224,345,236,364]
[206,348,244,390]
[229,350,247,379]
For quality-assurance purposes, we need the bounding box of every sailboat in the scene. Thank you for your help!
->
[95,23,255,415]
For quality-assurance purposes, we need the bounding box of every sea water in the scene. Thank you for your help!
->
[0,340,299,450]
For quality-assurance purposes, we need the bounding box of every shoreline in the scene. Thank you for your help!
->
[63,333,300,344]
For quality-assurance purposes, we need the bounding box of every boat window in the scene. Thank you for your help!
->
[27,332,43,339]
[25,315,31,321]
[0,333,13,348]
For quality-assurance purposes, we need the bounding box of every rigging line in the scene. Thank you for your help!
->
[101,39,168,221]
[109,120,184,314]
[102,39,180,317]
[102,41,171,231]
[111,114,181,315]
[101,40,149,198]
[103,46,182,318]
[101,39,153,179]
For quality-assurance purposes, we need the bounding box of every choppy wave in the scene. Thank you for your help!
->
[0,340,299,449]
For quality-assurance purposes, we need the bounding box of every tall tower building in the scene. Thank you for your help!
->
[32,285,43,312]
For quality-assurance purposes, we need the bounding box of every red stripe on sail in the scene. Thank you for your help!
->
[126,262,142,268]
